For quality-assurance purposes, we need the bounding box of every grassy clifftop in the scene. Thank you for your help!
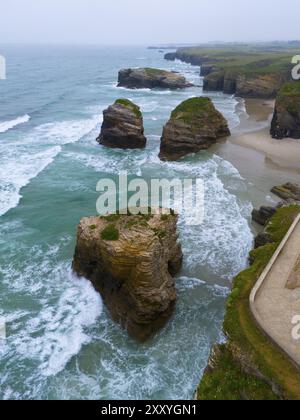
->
[171,43,299,78]
[198,206,300,400]
[115,99,142,118]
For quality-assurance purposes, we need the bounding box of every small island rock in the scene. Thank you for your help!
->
[118,68,193,90]
[159,97,231,161]
[97,99,146,149]
[72,211,183,341]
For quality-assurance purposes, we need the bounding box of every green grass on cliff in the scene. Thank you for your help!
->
[144,67,168,76]
[277,82,300,113]
[115,99,142,118]
[198,205,300,400]
[198,345,279,400]
[171,97,213,123]
[101,224,120,241]
[280,81,300,96]
[176,45,295,78]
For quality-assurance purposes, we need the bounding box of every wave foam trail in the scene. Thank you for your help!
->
[0,115,31,134]
[0,240,103,397]
[0,114,101,217]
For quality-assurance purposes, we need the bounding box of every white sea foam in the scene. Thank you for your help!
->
[0,114,101,217]
[0,240,103,381]
[0,115,31,134]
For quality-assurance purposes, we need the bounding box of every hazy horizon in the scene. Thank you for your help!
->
[0,0,300,46]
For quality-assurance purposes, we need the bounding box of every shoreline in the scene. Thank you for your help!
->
[231,98,300,173]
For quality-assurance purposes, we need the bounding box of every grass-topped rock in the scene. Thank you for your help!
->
[97,98,146,149]
[72,210,183,341]
[117,68,193,90]
[271,82,300,139]
[159,97,231,161]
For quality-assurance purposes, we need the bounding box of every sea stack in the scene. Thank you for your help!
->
[72,211,183,341]
[117,68,193,90]
[270,82,300,139]
[159,97,231,161]
[97,99,146,149]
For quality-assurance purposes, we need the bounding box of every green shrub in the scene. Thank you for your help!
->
[101,224,119,241]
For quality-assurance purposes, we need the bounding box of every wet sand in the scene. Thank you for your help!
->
[212,98,300,210]
[231,99,300,172]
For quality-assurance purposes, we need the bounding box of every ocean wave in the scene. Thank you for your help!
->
[0,239,103,393]
[0,115,31,134]
[0,114,101,217]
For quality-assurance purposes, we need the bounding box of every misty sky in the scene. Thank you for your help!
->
[0,0,299,45]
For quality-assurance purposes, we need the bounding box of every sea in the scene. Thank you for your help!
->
[0,45,254,400]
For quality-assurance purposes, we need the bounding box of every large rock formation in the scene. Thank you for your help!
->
[270,82,300,139]
[118,68,193,90]
[72,211,183,341]
[97,99,146,149]
[252,206,277,226]
[235,74,283,99]
[204,72,284,98]
[159,97,231,161]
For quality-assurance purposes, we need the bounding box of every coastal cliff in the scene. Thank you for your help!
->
[118,68,193,90]
[97,99,146,149]
[197,206,300,400]
[72,211,183,341]
[159,97,230,161]
[271,82,300,139]
[165,46,294,99]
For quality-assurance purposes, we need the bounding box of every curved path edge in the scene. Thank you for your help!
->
[250,213,300,370]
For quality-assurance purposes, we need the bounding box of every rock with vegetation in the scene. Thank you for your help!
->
[97,99,146,149]
[270,82,300,139]
[252,206,277,226]
[198,205,300,400]
[159,97,231,161]
[117,68,193,90]
[72,211,183,341]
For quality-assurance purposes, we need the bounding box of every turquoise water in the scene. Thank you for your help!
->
[0,46,253,400]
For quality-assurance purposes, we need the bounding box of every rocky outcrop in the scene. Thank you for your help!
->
[204,72,284,98]
[203,71,224,91]
[97,99,146,149]
[117,68,193,90]
[252,206,277,226]
[200,64,218,77]
[159,97,231,161]
[270,82,300,139]
[72,211,183,341]
[236,74,284,99]
[271,182,300,203]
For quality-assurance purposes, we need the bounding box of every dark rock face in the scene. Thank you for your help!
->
[203,71,225,91]
[204,72,283,98]
[271,183,300,202]
[252,206,277,226]
[118,68,193,90]
[159,97,231,161]
[72,212,183,341]
[97,99,146,149]
[200,64,218,77]
[270,82,300,139]
[235,74,283,99]
[164,52,177,61]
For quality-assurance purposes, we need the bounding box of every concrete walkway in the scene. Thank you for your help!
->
[250,214,300,368]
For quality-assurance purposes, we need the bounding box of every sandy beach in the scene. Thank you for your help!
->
[231,99,300,172]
